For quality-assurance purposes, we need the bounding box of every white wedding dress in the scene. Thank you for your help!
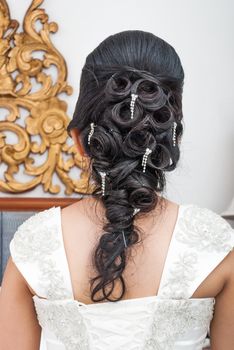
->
[9,203,234,350]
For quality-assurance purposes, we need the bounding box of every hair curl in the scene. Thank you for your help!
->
[67,30,184,303]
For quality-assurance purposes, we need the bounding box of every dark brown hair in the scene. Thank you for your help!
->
[67,30,184,303]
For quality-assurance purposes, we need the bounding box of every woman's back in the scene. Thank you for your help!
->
[57,197,227,304]
[8,197,234,349]
[60,197,183,304]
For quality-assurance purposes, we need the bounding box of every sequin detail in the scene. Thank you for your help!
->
[10,207,72,299]
[34,297,90,350]
[159,204,234,299]
[159,251,198,299]
[176,205,234,252]
[144,298,215,349]
[33,296,214,350]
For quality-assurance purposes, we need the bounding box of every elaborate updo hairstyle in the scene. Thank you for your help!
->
[67,30,184,303]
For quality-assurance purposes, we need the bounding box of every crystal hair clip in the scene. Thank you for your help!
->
[88,122,96,145]
[142,147,152,173]
[172,122,177,147]
[130,93,138,119]
[132,207,140,216]
[98,171,107,196]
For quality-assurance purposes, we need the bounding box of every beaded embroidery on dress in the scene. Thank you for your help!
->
[9,203,234,350]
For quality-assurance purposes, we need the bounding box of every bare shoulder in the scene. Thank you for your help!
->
[210,248,234,349]
[218,247,234,283]
[0,256,41,349]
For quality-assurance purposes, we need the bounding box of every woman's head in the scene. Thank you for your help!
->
[67,30,184,303]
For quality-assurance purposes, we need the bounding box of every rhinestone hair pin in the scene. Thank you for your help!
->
[130,93,138,119]
[172,122,177,147]
[133,208,140,216]
[98,171,107,196]
[142,147,152,173]
[88,122,96,145]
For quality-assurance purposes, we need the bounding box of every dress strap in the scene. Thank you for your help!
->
[9,206,73,300]
[157,204,234,299]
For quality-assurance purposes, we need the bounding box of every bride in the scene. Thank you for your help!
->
[0,30,234,350]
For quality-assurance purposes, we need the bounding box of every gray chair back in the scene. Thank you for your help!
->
[0,211,36,283]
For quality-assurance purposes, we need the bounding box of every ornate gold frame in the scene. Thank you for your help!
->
[0,0,94,198]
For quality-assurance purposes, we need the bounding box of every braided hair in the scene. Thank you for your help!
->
[67,30,184,303]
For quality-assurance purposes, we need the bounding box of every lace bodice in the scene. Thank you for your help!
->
[9,203,234,350]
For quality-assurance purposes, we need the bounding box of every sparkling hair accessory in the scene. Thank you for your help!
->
[98,171,107,196]
[88,122,95,145]
[172,122,177,147]
[132,208,140,216]
[142,147,152,173]
[130,93,138,119]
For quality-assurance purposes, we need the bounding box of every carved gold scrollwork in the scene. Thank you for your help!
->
[0,0,94,195]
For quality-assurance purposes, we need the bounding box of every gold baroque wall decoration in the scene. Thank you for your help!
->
[0,0,95,195]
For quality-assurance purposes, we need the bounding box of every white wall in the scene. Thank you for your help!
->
[1,0,234,214]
